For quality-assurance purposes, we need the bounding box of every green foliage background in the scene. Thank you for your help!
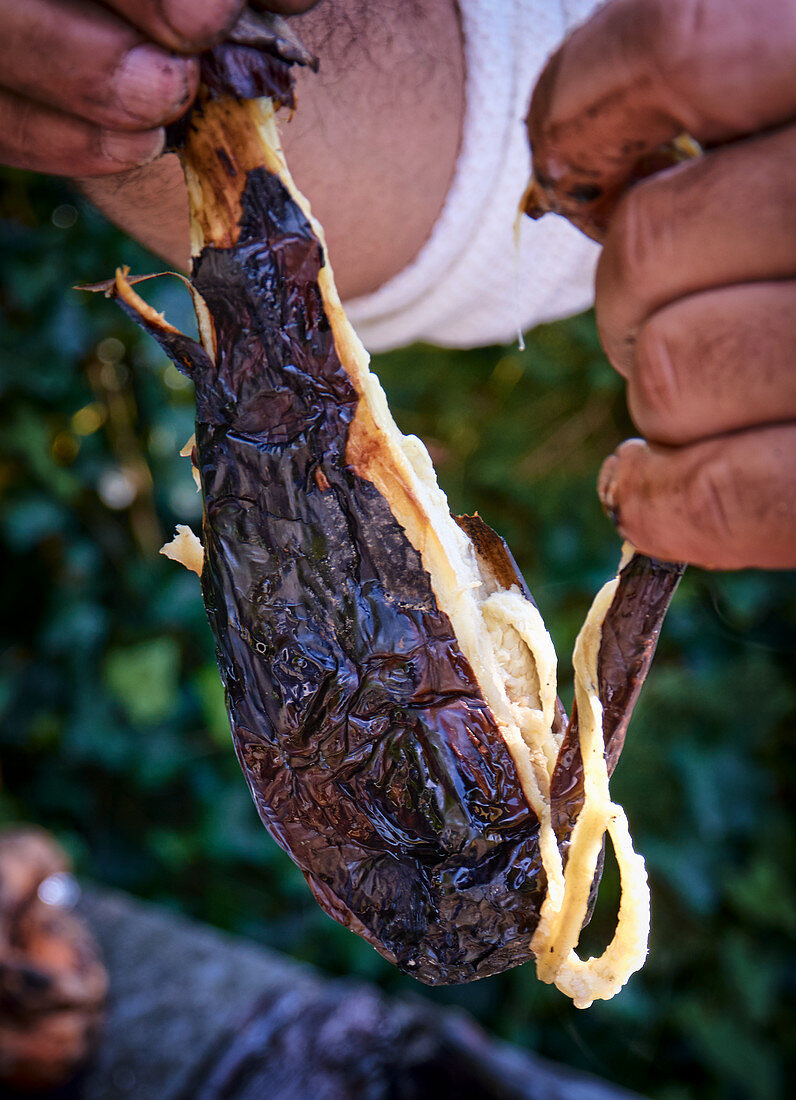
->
[1,169,794,1099]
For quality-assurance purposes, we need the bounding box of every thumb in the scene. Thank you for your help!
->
[598,428,796,570]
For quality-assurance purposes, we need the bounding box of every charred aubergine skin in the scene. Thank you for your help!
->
[114,162,682,984]
[100,18,684,986]
[191,169,548,985]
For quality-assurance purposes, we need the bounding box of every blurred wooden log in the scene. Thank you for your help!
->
[40,888,641,1100]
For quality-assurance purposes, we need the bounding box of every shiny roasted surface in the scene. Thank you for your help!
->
[190,169,547,984]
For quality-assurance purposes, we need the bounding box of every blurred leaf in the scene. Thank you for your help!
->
[728,856,796,935]
[104,638,180,724]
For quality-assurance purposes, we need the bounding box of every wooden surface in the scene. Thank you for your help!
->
[29,887,644,1100]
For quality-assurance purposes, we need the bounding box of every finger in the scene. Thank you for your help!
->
[628,282,796,446]
[0,86,163,176]
[527,0,796,231]
[0,0,196,132]
[595,127,796,375]
[598,427,796,570]
[103,0,243,53]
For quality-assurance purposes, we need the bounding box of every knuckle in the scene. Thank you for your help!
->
[0,98,59,174]
[606,182,663,295]
[685,450,740,546]
[0,91,114,177]
[631,0,709,121]
[630,317,686,442]
[7,97,36,160]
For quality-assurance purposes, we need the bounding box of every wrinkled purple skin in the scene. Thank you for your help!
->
[105,19,684,984]
[112,166,682,983]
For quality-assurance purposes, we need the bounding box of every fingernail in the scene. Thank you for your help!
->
[598,454,620,525]
[116,44,191,125]
[101,128,165,168]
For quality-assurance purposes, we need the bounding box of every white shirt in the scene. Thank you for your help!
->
[343,0,603,352]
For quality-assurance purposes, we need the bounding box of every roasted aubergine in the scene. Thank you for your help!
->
[92,11,683,1007]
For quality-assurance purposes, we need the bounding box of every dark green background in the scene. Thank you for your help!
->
[1,169,794,1099]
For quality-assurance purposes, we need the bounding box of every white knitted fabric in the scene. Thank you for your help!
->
[343,0,603,352]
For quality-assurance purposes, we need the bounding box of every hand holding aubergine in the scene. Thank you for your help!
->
[0,0,462,299]
[526,0,796,570]
[0,0,320,177]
